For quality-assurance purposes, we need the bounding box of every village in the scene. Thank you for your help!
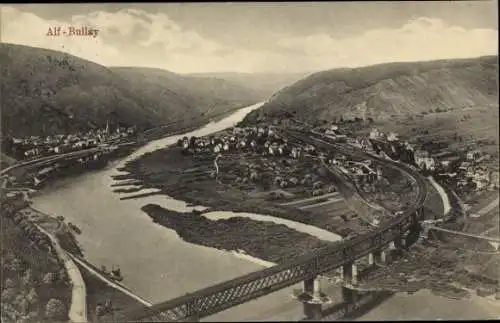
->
[365,127,499,196]
[2,122,137,161]
[174,122,391,206]
[174,119,499,207]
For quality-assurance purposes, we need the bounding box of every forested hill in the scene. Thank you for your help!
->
[0,43,261,137]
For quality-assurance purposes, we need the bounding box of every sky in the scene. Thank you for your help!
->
[0,2,498,74]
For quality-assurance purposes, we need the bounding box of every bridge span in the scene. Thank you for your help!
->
[115,130,428,322]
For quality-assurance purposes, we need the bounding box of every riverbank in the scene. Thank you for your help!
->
[35,224,87,323]
[74,258,150,323]
[142,204,337,264]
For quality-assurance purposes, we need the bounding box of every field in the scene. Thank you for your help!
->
[116,138,387,247]
[357,240,499,300]
[360,162,419,213]
[373,105,499,163]
[290,198,372,237]
[460,190,499,238]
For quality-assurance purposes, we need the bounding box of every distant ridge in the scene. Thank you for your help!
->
[187,71,313,99]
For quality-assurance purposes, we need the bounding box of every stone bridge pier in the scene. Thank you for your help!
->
[293,275,331,320]
[368,250,387,266]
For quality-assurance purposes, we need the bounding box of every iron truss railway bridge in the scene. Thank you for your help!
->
[115,130,429,322]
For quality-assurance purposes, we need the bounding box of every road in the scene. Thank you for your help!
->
[279,192,341,207]
[68,254,152,307]
[427,226,500,243]
[427,176,452,215]
[36,225,88,323]
[470,197,499,218]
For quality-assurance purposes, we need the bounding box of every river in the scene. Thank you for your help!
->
[31,101,499,321]
[30,101,308,321]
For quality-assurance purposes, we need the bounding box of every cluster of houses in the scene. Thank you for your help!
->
[412,146,497,191]
[368,128,400,143]
[180,124,389,196]
[8,124,136,160]
[452,151,497,191]
[178,125,302,158]
[368,127,498,192]
[178,122,498,196]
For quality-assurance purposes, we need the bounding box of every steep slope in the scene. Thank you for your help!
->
[187,72,314,99]
[110,67,260,117]
[245,56,498,124]
[0,44,260,137]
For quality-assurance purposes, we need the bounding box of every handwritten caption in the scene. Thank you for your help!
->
[46,26,99,38]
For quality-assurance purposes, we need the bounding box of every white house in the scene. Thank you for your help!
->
[467,150,481,161]
[489,171,499,189]
[387,132,399,142]
[369,128,381,140]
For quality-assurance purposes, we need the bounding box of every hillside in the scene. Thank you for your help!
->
[110,67,260,117]
[187,72,313,99]
[244,56,498,124]
[0,43,260,137]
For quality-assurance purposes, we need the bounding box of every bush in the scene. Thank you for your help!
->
[42,272,56,285]
[26,288,38,305]
[44,298,66,320]
[4,278,16,289]
[1,288,17,303]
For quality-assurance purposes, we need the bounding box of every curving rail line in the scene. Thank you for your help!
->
[115,130,428,322]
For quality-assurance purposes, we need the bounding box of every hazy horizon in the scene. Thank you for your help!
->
[1,2,497,74]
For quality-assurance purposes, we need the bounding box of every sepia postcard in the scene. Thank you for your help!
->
[0,2,498,322]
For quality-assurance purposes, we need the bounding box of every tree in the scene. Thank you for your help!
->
[45,298,66,320]
[58,269,68,284]
[6,258,22,273]
[189,136,197,147]
[17,296,30,316]
[21,269,34,290]
[26,288,38,306]
[43,272,56,285]
[1,287,17,303]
